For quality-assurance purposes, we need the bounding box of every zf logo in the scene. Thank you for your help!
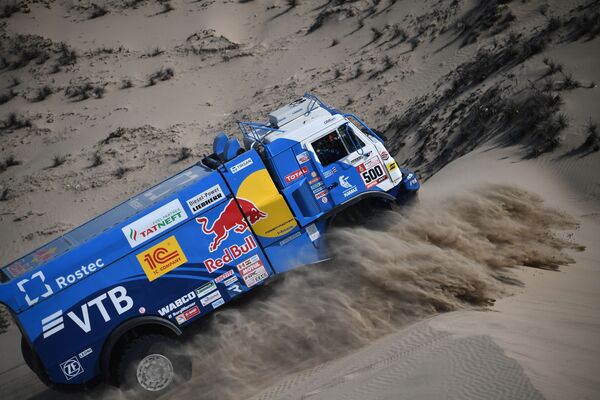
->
[17,271,54,306]
[41,286,133,339]
[60,356,84,380]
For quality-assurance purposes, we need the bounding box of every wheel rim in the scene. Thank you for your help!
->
[136,353,174,392]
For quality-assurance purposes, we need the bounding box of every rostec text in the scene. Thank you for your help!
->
[55,259,105,289]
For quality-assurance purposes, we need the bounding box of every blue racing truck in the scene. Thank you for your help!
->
[0,94,419,395]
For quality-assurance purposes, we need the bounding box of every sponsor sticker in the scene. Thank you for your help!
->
[306,224,321,242]
[315,189,328,200]
[380,151,390,160]
[55,259,105,289]
[171,302,196,321]
[284,166,309,184]
[60,356,84,380]
[296,151,310,164]
[200,291,222,307]
[230,158,253,174]
[386,161,398,172]
[310,180,325,192]
[279,231,301,246]
[214,269,234,284]
[323,167,337,178]
[226,283,243,298]
[136,236,188,282]
[224,276,238,286]
[339,175,352,189]
[343,187,358,198]
[41,286,133,340]
[122,199,187,248]
[195,281,217,298]
[237,255,268,288]
[186,184,225,215]
[158,291,196,317]
[79,348,93,359]
[16,271,54,307]
[203,235,257,273]
[16,258,107,306]
[356,157,387,189]
[196,199,266,253]
[212,298,225,309]
[175,305,200,325]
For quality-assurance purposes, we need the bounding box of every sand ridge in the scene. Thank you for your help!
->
[0,0,599,399]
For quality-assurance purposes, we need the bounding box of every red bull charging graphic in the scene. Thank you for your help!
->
[195,198,267,252]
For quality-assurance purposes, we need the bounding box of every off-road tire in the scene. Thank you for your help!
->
[117,334,192,397]
[21,336,52,386]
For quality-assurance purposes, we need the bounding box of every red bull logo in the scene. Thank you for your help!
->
[204,235,258,273]
[196,198,267,252]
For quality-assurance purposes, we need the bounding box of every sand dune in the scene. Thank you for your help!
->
[1,0,599,399]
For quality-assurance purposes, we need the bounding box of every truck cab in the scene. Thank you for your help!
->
[0,93,419,396]
[239,94,419,221]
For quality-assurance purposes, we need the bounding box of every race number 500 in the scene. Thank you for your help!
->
[357,158,387,189]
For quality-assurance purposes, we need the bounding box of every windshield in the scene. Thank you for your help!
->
[1,164,212,280]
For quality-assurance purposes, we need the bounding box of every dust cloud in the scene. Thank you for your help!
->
[169,185,583,400]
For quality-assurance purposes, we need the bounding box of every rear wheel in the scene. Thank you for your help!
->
[21,336,51,386]
[117,334,191,397]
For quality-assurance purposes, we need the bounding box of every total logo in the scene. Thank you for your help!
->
[284,166,309,184]
[196,198,267,252]
[16,259,105,307]
[204,235,257,273]
[41,286,133,339]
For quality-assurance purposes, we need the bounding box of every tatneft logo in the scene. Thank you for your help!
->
[17,271,53,306]
[136,236,188,282]
[41,286,133,339]
[122,199,188,248]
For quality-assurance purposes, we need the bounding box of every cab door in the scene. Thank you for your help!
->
[304,124,384,207]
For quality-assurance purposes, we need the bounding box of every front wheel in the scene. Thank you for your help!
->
[117,334,192,397]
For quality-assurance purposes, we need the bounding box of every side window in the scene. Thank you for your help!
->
[339,124,366,153]
[311,131,349,167]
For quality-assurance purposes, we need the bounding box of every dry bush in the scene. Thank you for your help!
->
[65,82,105,101]
[147,67,175,86]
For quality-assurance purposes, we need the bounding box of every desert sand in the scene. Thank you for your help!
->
[1,0,599,399]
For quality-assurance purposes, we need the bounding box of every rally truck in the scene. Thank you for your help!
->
[0,93,419,395]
